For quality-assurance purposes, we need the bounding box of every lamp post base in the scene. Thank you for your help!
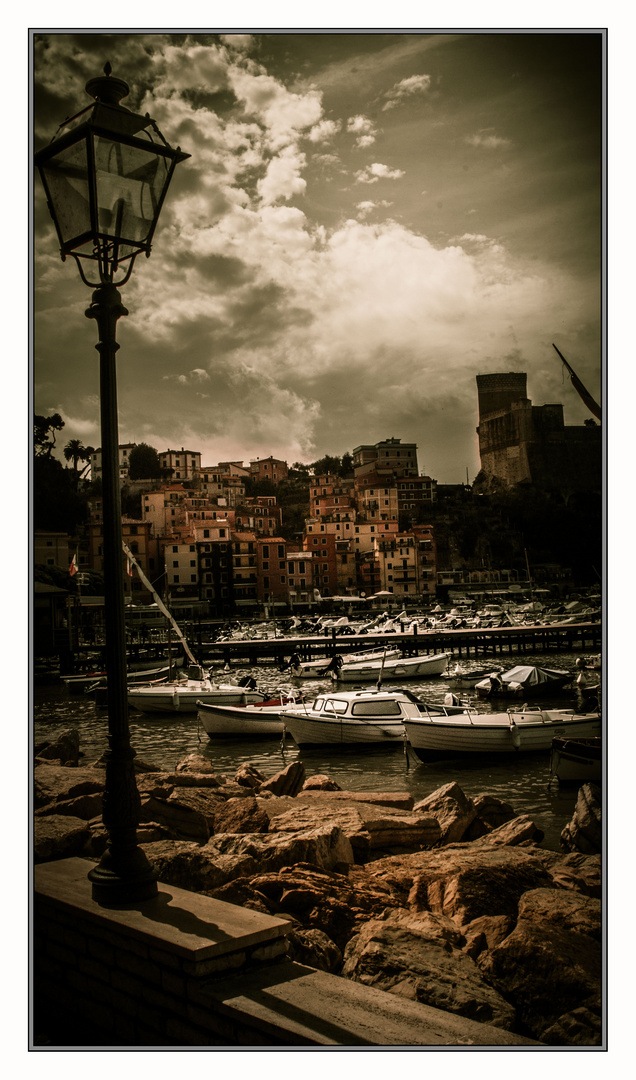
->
[88,839,158,907]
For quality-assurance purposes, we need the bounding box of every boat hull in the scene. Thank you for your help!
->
[197,698,303,737]
[335,652,451,683]
[404,710,601,759]
[281,712,405,747]
[549,737,602,784]
[127,684,266,714]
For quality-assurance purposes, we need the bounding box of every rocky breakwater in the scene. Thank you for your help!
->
[34,728,603,1047]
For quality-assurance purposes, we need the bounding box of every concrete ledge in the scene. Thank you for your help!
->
[201,961,541,1046]
[35,857,290,974]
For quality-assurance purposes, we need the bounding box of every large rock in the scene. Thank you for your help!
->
[479,887,602,1044]
[212,796,270,834]
[34,763,105,809]
[548,853,601,898]
[473,814,544,847]
[139,793,211,841]
[365,844,554,925]
[413,782,477,843]
[141,823,354,893]
[560,784,602,854]
[342,910,517,1031]
[287,928,343,972]
[34,814,91,862]
[463,794,517,841]
[34,728,80,766]
[264,798,440,860]
[259,760,306,796]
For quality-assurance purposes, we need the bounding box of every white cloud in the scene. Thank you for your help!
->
[383,73,431,110]
[347,114,379,148]
[465,131,512,149]
[308,118,341,143]
[355,162,405,184]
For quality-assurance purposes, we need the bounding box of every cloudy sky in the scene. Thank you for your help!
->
[32,30,603,483]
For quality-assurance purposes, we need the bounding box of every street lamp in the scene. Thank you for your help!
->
[35,65,189,905]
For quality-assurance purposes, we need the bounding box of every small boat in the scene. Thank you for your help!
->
[549,736,602,785]
[280,688,427,747]
[285,647,402,679]
[403,707,601,760]
[447,665,501,690]
[474,665,572,699]
[127,671,267,714]
[197,690,307,738]
[63,660,182,694]
[333,651,452,683]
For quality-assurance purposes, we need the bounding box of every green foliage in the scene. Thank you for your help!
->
[127,443,162,480]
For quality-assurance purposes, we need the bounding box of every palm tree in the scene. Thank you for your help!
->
[64,439,85,471]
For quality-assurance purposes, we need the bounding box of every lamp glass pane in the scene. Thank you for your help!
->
[93,135,170,246]
[41,140,91,246]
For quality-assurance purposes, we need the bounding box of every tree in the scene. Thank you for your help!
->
[64,439,95,479]
[127,443,162,480]
[34,413,64,456]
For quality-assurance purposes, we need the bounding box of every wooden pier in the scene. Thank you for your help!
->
[194,621,602,668]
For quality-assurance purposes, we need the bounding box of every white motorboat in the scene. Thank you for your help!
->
[197,690,307,738]
[127,671,267,714]
[333,651,452,683]
[285,647,402,679]
[403,707,601,760]
[281,688,427,747]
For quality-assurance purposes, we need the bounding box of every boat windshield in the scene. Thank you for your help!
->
[351,700,403,717]
[320,698,348,714]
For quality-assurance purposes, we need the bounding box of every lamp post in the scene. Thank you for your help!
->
[35,65,189,906]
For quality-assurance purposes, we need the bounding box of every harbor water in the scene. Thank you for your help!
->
[33,649,602,852]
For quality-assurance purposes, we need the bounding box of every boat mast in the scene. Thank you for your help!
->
[552,343,601,421]
[121,539,198,665]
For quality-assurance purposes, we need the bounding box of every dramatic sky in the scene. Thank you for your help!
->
[32,30,603,483]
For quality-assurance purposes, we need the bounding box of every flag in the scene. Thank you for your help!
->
[127,558,133,577]
[69,554,78,576]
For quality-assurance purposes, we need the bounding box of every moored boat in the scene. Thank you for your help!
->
[197,690,307,737]
[285,646,402,679]
[281,688,427,747]
[403,707,601,760]
[334,651,451,683]
[549,736,602,784]
[127,671,267,714]
[474,665,572,699]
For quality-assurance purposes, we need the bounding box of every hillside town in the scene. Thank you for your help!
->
[34,371,602,655]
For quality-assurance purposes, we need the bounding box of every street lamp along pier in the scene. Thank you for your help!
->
[35,65,190,906]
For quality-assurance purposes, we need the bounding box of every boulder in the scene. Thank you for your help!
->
[287,928,343,973]
[462,915,515,960]
[548,853,601,898]
[212,796,270,834]
[34,814,91,862]
[35,792,103,820]
[413,782,477,843]
[479,887,602,1043]
[462,794,516,841]
[34,763,105,809]
[366,845,554,925]
[235,763,268,789]
[473,814,544,847]
[342,911,517,1031]
[259,760,306,796]
[264,798,440,860]
[301,774,342,792]
[34,728,80,766]
[138,793,211,841]
[246,865,401,952]
[560,784,602,854]
[175,753,218,774]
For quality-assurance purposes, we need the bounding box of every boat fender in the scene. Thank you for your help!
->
[444,692,460,706]
[509,721,521,750]
[173,690,180,710]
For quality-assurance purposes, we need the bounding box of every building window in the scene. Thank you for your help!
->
[173,561,179,568]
